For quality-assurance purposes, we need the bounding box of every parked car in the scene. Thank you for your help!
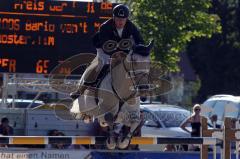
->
[140,103,191,137]
[139,103,191,150]
[201,94,240,126]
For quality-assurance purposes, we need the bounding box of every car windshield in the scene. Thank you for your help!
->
[155,110,189,127]
[202,100,216,117]
[204,100,240,120]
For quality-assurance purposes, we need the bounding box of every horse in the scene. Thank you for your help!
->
[70,41,153,149]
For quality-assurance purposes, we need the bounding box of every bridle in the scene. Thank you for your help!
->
[111,53,150,102]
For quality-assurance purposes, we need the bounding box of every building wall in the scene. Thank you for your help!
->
[166,76,184,105]
[165,75,200,107]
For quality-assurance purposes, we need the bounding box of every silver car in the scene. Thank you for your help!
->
[140,103,191,137]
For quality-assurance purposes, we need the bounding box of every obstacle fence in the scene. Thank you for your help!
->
[2,117,240,159]
[0,136,217,145]
[0,135,218,159]
[222,117,240,159]
[0,116,221,159]
[201,117,223,159]
[4,116,240,159]
[201,116,240,159]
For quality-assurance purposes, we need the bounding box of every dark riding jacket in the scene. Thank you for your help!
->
[93,18,144,55]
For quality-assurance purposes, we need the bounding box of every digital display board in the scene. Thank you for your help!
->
[0,0,114,74]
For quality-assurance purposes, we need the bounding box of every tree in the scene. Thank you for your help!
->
[121,0,221,71]
[187,0,240,101]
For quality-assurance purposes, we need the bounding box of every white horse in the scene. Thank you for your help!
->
[70,42,153,149]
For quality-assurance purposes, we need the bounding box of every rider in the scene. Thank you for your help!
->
[70,4,145,99]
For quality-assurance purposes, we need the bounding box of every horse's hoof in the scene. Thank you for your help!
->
[106,137,116,150]
[118,138,130,149]
[100,122,108,127]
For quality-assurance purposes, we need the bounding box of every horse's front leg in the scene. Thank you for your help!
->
[104,112,117,150]
[118,119,141,149]
[116,98,141,149]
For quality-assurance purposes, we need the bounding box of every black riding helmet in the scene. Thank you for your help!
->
[113,4,129,18]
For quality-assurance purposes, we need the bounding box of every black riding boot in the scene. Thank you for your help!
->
[70,85,88,100]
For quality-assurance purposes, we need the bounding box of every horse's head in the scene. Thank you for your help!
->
[125,41,154,96]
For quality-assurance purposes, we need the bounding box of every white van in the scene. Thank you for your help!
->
[0,100,94,136]
[201,94,240,125]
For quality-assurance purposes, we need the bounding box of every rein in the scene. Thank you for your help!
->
[111,54,149,102]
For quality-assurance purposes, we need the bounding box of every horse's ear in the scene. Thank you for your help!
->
[133,41,153,56]
[147,40,154,50]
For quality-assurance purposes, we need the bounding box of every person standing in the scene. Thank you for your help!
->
[209,114,221,128]
[0,117,13,148]
[0,117,13,136]
[180,104,202,151]
[181,104,201,137]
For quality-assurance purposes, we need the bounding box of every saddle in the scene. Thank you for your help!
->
[84,64,110,88]
[84,51,126,88]
[80,52,126,116]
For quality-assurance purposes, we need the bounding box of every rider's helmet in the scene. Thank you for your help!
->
[113,4,129,18]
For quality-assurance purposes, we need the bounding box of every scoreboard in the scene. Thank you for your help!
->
[0,0,114,74]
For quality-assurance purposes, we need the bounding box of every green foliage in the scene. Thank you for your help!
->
[186,0,240,101]
[120,0,221,71]
[214,0,240,48]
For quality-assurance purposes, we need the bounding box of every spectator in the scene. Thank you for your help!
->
[55,132,87,150]
[45,129,59,149]
[208,114,222,152]
[47,129,59,136]
[209,114,221,128]
[0,117,13,148]
[164,144,176,152]
[181,104,201,137]
[54,131,68,149]
[180,104,202,151]
[0,117,13,135]
[47,131,70,149]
